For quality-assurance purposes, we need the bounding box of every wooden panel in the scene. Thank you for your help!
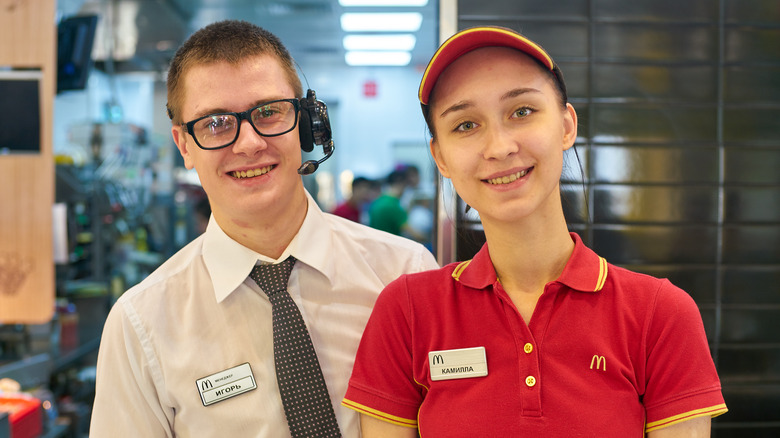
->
[0,0,56,323]
[0,157,54,323]
[0,0,55,67]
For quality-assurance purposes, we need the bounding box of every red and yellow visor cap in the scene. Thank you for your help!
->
[418,26,556,105]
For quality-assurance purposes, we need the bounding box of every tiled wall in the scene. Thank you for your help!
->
[453,0,780,434]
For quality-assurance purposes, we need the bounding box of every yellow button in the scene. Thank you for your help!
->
[523,343,533,354]
[525,376,536,387]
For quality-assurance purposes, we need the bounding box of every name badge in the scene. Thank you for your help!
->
[196,363,257,406]
[428,346,488,381]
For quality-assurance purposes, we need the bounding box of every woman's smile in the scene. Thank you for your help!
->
[484,167,533,185]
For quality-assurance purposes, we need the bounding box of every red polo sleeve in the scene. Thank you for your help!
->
[642,280,727,431]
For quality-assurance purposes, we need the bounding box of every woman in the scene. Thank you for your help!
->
[342,27,727,437]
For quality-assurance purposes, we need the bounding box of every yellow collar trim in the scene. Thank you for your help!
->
[451,260,472,282]
[595,257,608,291]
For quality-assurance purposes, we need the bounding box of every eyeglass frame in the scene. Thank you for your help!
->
[180,98,301,150]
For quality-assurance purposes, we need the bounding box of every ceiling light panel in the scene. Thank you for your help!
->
[343,34,416,51]
[345,51,412,66]
[338,0,428,6]
[340,12,423,32]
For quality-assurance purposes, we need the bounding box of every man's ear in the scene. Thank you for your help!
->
[562,103,578,151]
[172,125,196,170]
[429,138,450,178]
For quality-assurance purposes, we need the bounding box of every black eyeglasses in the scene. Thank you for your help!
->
[182,99,300,150]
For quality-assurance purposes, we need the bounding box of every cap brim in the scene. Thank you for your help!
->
[418,27,555,105]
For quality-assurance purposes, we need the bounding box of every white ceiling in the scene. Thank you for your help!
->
[60,0,439,73]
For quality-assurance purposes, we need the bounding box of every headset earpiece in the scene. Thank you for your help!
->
[298,89,332,153]
[298,102,315,153]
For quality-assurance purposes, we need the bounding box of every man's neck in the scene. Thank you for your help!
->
[215,191,309,259]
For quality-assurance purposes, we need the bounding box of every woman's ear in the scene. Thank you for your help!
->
[429,138,450,178]
[562,103,578,151]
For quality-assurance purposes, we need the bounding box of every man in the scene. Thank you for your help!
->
[368,169,427,242]
[90,20,437,437]
[332,176,379,223]
[368,169,408,236]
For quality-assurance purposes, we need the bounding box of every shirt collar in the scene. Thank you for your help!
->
[203,190,336,303]
[453,232,608,293]
[287,191,338,285]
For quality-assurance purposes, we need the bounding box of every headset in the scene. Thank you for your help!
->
[297,89,334,175]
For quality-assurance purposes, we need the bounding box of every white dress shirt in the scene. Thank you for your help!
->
[90,192,438,437]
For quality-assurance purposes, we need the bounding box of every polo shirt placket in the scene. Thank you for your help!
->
[492,279,543,417]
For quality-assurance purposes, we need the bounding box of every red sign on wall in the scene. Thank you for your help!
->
[363,80,377,97]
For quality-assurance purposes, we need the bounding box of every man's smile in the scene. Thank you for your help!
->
[231,165,275,179]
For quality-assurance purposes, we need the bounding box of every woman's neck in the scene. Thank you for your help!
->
[482,210,574,297]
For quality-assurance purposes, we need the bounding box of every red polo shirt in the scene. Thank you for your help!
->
[343,233,726,436]
[332,201,361,223]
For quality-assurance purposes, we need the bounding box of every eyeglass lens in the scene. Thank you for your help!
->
[192,100,297,149]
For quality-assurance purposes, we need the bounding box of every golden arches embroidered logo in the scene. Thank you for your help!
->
[590,355,606,371]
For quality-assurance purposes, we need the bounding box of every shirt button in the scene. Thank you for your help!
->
[524,343,533,354]
[526,376,536,387]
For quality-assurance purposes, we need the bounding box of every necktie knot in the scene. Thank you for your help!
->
[251,256,296,297]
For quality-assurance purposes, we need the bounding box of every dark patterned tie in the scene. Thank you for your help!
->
[250,256,342,438]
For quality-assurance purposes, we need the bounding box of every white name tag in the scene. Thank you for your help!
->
[196,363,257,406]
[428,346,488,381]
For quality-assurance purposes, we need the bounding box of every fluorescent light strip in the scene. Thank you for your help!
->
[339,0,428,6]
[343,34,416,51]
[345,51,412,66]
[340,12,423,32]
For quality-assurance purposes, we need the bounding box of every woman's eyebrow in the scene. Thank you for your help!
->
[439,100,473,119]
[501,87,542,101]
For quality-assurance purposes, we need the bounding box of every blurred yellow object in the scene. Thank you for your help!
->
[54,154,74,165]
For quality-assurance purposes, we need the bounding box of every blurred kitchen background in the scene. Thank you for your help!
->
[0,0,778,436]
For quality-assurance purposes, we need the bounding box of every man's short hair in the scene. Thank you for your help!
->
[352,177,374,189]
[166,20,303,124]
[386,170,408,186]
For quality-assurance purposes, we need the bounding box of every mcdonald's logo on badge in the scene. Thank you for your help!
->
[590,355,606,371]
[428,347,488,381]
[196,363,257,406]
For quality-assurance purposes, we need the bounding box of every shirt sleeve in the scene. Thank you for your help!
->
[642,280,728,431]
[417,246,440,273]
[90,301,173,437]
[342,275,423,428]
